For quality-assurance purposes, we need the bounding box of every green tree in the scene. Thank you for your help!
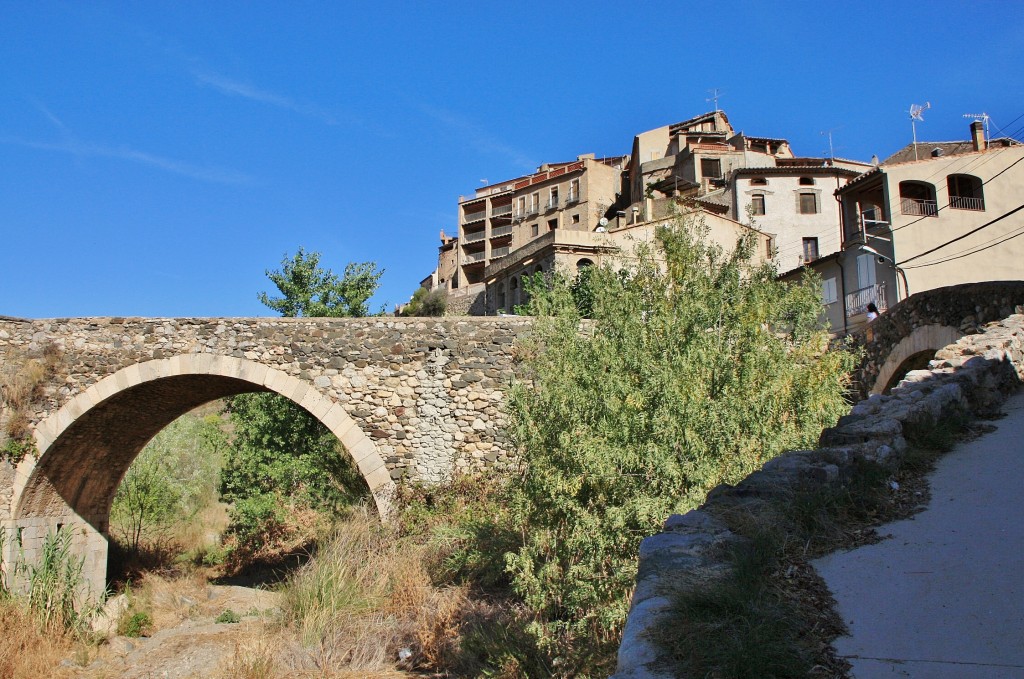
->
[504,215,855,673]
[257,247,384,318]
[111,414,226,553]
[222,248,379,557]
[399,286,447,317]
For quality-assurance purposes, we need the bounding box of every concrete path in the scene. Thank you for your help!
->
[814,390,1024,679]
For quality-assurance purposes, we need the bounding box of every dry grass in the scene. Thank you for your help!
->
[0,599,79,678]
[282,508,471,676]
[1,344,63,460]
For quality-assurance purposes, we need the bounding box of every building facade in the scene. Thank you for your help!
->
[782,121,1023,334]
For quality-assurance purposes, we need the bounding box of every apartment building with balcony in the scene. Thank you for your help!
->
[780,121,1023,334]
[483,206,774,315]
[438,154,624,312]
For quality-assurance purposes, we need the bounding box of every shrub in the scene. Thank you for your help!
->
[505,214,856,673]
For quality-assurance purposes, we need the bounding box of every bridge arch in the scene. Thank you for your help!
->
[8,353,394,595]
[870,324,963,395]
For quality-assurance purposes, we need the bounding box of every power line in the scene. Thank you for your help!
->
[902,222,1024,269]
[897,201,1024,266]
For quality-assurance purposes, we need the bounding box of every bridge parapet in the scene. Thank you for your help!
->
[851,281,1024,398]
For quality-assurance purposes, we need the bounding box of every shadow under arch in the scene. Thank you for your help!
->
[870,324,964,396]
[8,354,394,594]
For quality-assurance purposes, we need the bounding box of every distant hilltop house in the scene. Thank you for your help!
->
[780,120,1023,334]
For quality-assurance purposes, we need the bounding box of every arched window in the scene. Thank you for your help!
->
[947,174,985,211]
[799,177,815,186]
[576,258,594,270]
[899,181,938,217]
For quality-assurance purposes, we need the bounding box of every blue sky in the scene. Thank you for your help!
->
[2,1,1022,318]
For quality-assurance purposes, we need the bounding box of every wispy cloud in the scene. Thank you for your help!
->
[194,70,339,125]
[1,135,253,185]
[417,104,535,170]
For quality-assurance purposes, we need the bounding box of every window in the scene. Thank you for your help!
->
[899,181,938,216]
[568,179,580,202]
[571,213,580,224]
[531,224,539,237]
[799,192,818,214]
[529,192,539,213]
[577,258,594,270]
[548,218,558,231]
[802,237,819,262]
[750,177,768,186]
[548,186,559,209]
[821,277,838,305]
[856,254,877,289]
[751,194,766,215]
[701,158,722,178]
[799,177,815,186]
[516,196,525,217]
[947,174,985,211]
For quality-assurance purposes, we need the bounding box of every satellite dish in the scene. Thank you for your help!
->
[598,217,609,226]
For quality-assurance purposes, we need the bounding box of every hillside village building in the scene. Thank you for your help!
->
[780,121,1023,334]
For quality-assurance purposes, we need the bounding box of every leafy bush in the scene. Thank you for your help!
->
[110,413,227,553]
[118,611,153,638]
[216,608,241,624]
[504,215,856,672]
[400,286,448,317]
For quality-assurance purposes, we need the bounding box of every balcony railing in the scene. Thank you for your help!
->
[490,225,513,238]
[900,198,938,217]
[491,204,513,218]
[491,246,510,259]
[546,198,560,211]
[525,206,539,217]
[949,195,985,211]
[845,282,887,318]
[464,251,486,263]
[463,230,486,244]
[565,192,579,204]
[464,209,486,223]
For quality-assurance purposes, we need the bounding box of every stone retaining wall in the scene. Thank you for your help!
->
[613,312,1024,679]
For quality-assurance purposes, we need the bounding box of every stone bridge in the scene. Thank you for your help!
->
[851,281,1024,399]
[0,316,529,594]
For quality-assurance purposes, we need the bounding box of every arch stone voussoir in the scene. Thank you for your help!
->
[871,324,963,395]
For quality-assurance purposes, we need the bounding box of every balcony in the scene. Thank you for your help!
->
[949,195,985,211]
[491,246,510,259]
[490,225,513,238]
[565,192,579,204]
[464,251,486,264]
[464,209,487,223]
[463,230,486,244]
[545,198,560,211]
[900,198,938,217]
[491,204,513,218]
[845,282,887,318]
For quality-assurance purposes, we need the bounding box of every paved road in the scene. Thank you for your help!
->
[814,390,1024,679]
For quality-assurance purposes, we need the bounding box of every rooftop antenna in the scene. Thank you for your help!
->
[706,88,723,113]
[963,112,990,144]
[908,102,930,161]
[820,127,841,162]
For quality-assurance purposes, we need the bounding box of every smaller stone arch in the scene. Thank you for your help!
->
[871,324,964,395]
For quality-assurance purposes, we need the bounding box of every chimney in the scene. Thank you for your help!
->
[971,120,985,152]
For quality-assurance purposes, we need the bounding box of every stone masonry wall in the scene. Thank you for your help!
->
[613,312,1024,679]
[0,316,531,485]
[851,281,1024,398]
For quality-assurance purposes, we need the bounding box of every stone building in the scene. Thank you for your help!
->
[780,120,1024,334]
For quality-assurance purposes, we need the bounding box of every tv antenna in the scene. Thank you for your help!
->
[820,127,841,162]
[963,112,990,146]
[706,88,723,113]
[908,102,930,161]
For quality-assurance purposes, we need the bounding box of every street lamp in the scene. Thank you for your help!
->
[860,244,910,300]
